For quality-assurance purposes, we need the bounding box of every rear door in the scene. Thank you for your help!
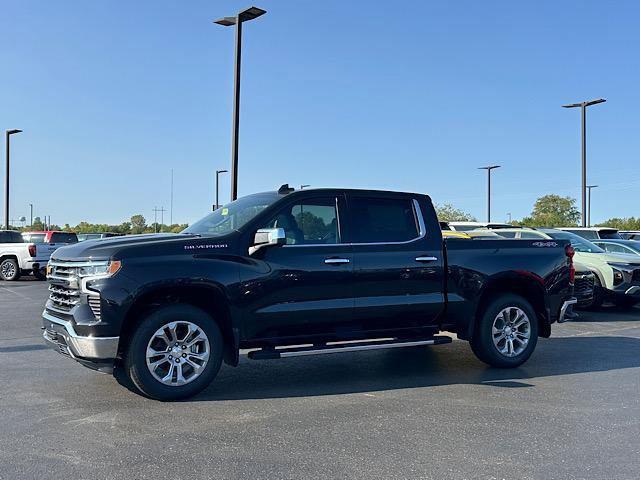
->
[348,193,444,333]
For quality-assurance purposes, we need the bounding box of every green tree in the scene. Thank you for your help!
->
[596,217,640,230]
[130,214,147,234]
[434,203,477,223]
[520,195,580,227]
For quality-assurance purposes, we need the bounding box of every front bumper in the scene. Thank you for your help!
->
[42,310,119,372]
[557,298,578,324]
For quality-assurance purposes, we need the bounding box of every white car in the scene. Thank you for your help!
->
[558,227,622,240]
[0,230,58,281]
[540,229,640,308]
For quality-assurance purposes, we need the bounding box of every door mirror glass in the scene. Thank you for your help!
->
[249,228,286,255]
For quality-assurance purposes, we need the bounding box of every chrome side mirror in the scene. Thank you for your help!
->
[249,228,286,255]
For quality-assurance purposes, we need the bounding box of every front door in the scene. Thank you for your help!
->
[241,195,354,340]
[348,193,444,334]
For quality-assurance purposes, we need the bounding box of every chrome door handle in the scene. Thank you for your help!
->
[415,256,438,262]
[324,258,350,265]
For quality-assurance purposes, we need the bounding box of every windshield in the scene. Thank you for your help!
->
[542,230,605,253]
[183,192,281,236]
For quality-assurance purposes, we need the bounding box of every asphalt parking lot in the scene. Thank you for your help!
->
[1,279,639,480]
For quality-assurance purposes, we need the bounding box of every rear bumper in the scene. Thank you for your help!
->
[42,310,118,372]
[22,259,48,272]
[557,298,577,324]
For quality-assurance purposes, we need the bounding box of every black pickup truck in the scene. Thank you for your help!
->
[43,187,576,400]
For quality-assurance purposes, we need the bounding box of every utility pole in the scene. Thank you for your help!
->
[5,129,22,229]
[478,165,501,222]
[586,185,598,227]
[562,98,606,227]
[170,169,174,226]
[215,169,228,210]
[152,207,166,233]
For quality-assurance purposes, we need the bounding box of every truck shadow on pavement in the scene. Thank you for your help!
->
[190,335,640,402]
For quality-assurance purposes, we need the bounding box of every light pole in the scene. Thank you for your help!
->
[215,169,228,210]
[5,129,22,229]
[478,165,501,222]
[29,203,33,227]
[214,6,266,201]
[562,98,606,227]
[586,184,598,227]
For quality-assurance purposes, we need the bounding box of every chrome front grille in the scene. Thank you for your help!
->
[574,274,595,295]
[48,284,80,311]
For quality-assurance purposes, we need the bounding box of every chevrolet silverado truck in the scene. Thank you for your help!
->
[0,230,57,281]
[42,187,576,400]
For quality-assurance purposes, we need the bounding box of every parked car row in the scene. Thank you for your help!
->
[0,230,127,281]
[443,224,640,309]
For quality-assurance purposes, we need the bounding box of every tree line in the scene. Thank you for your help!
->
[11,214,189,234]
[436,194,638,230]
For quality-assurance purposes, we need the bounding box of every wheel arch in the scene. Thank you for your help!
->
[472,275,549,339]
[118,282,239,366]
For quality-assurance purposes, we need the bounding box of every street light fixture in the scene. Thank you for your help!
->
[300,184,310,189]
[214,6,266,202]
[214,169,228,210]
[478,165,501,222]
[5,129,22,229]
[562,98,606,227]
[586,184,598,227]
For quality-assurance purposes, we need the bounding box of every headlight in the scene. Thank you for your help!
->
[612,268,624,285]
[78,260,121,278]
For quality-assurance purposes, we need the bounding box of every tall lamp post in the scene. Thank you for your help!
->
[29,203,33,227]
[478,165,501,222]
[562,98,606,227]
[586,184,598,227]
[214,169,228,210]
[214,6,266,201]
[5,129,22,229]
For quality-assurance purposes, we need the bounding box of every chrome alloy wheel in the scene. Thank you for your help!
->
[146,321,210,386]
[1,260,16,279]
[491,307,531,357]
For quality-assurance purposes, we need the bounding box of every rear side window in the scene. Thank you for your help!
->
[23,233,46,243]
[350,197,419,243]
[520,231,545,239]
[50,233,78,244]
[599,230,622,239]
[0,231,22,242]
[565,229,597,240]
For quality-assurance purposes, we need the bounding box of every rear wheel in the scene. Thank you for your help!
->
[471,294,539,368]
[33,270,46,280]
[123,304,224,401]
[0,258,20,281]
[615,297,639,309]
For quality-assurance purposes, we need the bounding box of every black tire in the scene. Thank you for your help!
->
[615,297,639,309]
[33,270,46,281]
[0,258,21,281]
[470,294,539,368]
[123,304,224,401]
[586,276,605,310]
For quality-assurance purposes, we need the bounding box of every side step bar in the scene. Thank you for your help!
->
[247,336,452,360]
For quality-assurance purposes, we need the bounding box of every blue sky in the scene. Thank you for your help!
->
[1,0,638,226]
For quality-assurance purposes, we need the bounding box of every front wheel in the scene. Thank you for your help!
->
[470,294,539,368]
[123,304,224,401]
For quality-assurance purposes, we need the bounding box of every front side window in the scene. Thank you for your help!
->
[350,197,419,243]
[262,197,339,245]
